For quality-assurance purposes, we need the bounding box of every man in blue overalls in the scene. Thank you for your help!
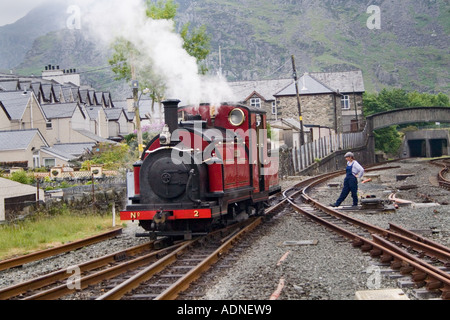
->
[331,152,365,208]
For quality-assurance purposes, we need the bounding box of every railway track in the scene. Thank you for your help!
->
[0,228,123,272]
[286,166,450,300]
[434,158,450,190]
[0,239,161,300]
[0,193,288,301]
[1,161,448,300]
[96,195,290,300]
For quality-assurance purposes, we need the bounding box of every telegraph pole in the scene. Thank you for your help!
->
[132,80,144,157]
[291,55,305,146]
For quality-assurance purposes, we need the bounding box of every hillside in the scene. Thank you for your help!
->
[3,0,450,97]
[0,1,67,70]
[178,0,449,93]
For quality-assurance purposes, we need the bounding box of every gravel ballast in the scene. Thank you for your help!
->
[197,159,449,300]
[0,159,448,300]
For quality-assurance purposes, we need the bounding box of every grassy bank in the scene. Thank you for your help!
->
[0,211,121,260]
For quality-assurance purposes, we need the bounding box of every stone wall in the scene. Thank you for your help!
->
[277,94,342,133]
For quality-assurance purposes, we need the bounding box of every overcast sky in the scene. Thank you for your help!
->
[0,0,50,26]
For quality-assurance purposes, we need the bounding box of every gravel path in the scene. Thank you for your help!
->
[0,159,448,300]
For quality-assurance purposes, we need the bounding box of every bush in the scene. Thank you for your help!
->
[10,170,34,185]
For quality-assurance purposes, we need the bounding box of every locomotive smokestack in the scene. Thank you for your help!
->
[163,99,180,135]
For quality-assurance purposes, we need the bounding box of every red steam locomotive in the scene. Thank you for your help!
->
[120,99,280,239]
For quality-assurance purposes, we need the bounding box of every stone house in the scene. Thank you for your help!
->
[228,79,293,121]
[229,71,366,136]
[274,73,343,135]
[310,70,365,132]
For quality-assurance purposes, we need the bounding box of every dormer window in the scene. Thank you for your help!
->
[250,98,261,108]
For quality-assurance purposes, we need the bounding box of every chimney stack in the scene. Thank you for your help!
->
[163,99,180,135]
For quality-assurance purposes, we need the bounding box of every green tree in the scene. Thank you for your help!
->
[108,0,211,102]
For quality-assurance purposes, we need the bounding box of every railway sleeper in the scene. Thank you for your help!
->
[370,248,383,257]
[400,265,415,275]
[390,260,403,270]
[352,238,364,247]
[425,278,443,291]
[441,285,450,300]
[380,254,394,263]
[411,271,428,282]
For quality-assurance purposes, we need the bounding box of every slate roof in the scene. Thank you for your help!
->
[104,107,125,121]
[0,91,32,120]
[275,73,338,96]
[0,129,48,151]
[42,103,80,119]
[85,106,105,120]
[229,79,293,102]
[0,80,19,91]
[73,129,115,144]
[310,70,365,93]
[41,143,95,161]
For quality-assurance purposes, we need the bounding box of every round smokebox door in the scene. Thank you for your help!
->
[149,158,190,199]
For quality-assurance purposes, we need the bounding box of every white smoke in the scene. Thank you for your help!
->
[77,0,235,106]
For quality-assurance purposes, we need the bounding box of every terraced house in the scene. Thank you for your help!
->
[0,67,136,169]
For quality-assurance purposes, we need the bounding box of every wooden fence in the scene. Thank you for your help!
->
[292,125,369,172]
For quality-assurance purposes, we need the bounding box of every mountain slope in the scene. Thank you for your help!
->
[4,0,450,97]
[0,1,67,70]
[178,0,449,93]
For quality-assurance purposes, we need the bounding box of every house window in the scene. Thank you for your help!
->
[250,98,261,108]
[33,155,40,169]
[44,158,56,168]
[341,95,350,110]
[272,102,277,115]
[46,120,52,129]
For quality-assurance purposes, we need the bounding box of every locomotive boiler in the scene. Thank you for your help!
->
[120,99,280,239]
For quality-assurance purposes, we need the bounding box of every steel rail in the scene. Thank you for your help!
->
[389,223,450,256]
[154,218,263,300]
[24,243,185,300]
[96,241,195,300]
[0,241,154,300]
[301,167,450,265]
[99,193,292,301]
[289,167,450,299]
[0,228,123,272]
[288,198,450,299]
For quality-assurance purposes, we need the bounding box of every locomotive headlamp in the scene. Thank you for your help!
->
[229,108,245,126]
[159,125,172,145]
